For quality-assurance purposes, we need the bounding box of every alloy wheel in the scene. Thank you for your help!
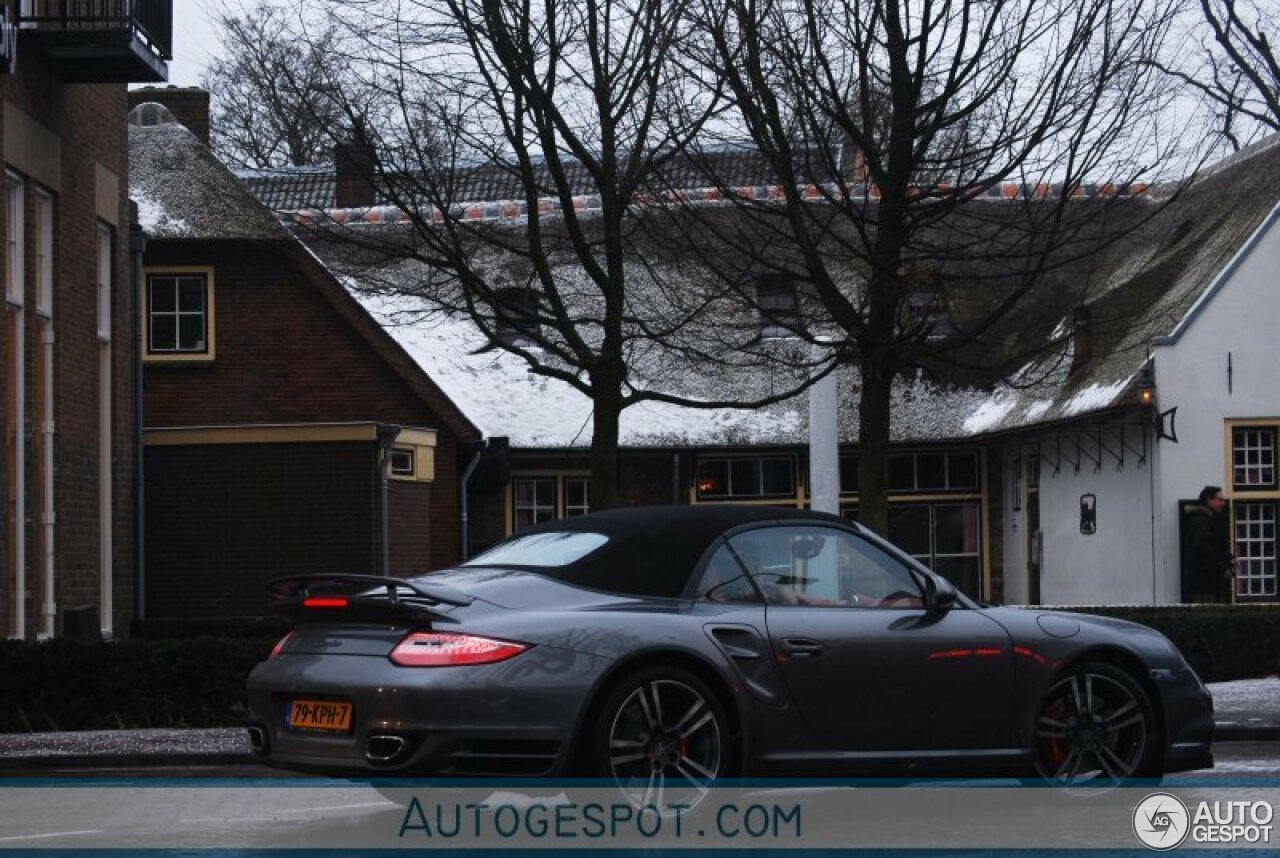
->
[606,678,722,808]
[1035,668,1150,784]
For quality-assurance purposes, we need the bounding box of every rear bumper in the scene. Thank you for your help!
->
[246,645,611,776]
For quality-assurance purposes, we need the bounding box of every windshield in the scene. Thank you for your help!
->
[462,531,609,568]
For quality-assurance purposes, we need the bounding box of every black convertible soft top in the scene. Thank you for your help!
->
[468,505,858,599]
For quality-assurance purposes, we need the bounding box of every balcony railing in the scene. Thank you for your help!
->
[19,0,172,82]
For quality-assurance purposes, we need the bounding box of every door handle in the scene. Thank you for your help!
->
[779,637,826,659]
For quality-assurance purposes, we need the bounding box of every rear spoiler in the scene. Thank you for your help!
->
[267,574,472,625]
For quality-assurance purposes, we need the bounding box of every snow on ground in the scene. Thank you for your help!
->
[1209,678,1280,719]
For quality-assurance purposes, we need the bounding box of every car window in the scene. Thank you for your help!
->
[461,531,608,567]
[694,543,762,603]
[727,526,923,608]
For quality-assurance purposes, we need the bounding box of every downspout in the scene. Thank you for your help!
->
[460,443,483,561]
[129,219,148,623]
[376,424,401,577]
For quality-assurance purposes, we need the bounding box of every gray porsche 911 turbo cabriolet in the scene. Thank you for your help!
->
[246,506,1213,786]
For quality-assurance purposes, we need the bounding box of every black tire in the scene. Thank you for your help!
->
[1033,661,1161,785]
[590,666,731,807]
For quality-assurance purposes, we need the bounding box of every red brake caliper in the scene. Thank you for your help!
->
[1044,702,1067,767]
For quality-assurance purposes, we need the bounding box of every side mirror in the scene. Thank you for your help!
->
[925,575,958,614]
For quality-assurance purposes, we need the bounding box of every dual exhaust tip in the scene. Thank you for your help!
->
[245,726,408,766]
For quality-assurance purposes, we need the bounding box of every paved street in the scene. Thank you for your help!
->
[2,739,1277,779]
[0,751,1277,853]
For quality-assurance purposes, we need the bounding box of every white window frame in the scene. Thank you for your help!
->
[5,171,24,639]
[143,267,217,362]
[96,223,112,342]
[512,476,557,531]
[508,472,592,533]
[33,189,55,638]
[1233,426,1277,491]
[389,447,416,477]
[1227,420,1280,600]
[1234,501,1278,599]
[564,477,591,517]
[33,189,52,317]
[697,456,797,500]
[6,172,23,308]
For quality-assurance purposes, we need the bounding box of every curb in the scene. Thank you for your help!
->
[0,725,1275,771]
[1214,724,1280,742]
[0,752,256,770]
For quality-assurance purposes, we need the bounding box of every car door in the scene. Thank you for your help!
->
[727,524,1015,752]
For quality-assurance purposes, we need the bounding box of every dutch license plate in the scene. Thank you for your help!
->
[287,699,353,732]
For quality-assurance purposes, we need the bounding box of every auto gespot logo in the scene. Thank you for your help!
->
[1134,793,1274,849]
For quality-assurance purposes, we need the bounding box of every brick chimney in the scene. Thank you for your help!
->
[333,140,377,209]
[128,87,211,146]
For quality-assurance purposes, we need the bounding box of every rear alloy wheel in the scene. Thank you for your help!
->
[594,667,729,809]
[1035,662,1159,785]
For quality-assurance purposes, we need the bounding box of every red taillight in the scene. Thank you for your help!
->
[269,632,293,659]
[388,632,529,667]
[303,597,349,608]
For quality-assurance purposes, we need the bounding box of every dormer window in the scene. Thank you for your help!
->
[757,278,801,339]
[493,288,541,348]
[903,288,956,342]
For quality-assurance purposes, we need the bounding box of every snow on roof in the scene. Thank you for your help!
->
[323,132,1280,447]
[221,129,1280,449]
[132,185,189,236]
[128,108,291,242]
[355,291,811,448]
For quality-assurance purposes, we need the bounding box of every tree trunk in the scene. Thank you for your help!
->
[857,356,894,537]
[590,382,624,511]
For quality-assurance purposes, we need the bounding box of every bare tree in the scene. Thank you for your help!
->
[680,0,1192,535]
[311,0,827,509]
[202,2,352,168]
[1171,0,1279,147]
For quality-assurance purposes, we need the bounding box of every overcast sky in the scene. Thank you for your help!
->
[166,2,217,87]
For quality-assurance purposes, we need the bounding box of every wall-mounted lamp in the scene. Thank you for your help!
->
[1137,365,1156,407]
[1135,365,1178,441]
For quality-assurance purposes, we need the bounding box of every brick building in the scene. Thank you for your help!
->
[1,2,170,639]
[127,102,478,619]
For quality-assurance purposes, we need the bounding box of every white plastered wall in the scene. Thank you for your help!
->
[1152,206,1280,604]
[1034,439,1156,605]
[996,430,1157,606]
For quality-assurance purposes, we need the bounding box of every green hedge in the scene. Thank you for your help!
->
[130,616,289,640]
[1,606,1275,732]
[1054,605,1280,683]
[0,636,277,732]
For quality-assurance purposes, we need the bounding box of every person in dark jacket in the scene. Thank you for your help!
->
[1185,485,1236,603]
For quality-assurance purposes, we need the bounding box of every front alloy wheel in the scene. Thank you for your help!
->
[597,669,727,809]
[1035,663,1157,785]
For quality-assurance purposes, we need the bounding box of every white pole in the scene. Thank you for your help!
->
[808,344,840,514]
